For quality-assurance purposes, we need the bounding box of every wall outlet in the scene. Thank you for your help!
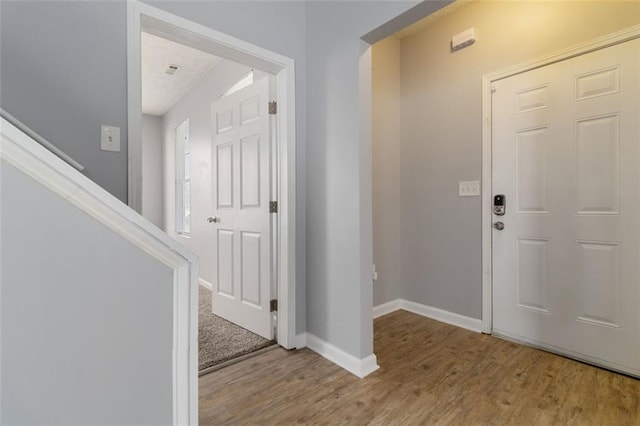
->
[459,180,480,197]
[372,264,378,282]
[101,125,120,152]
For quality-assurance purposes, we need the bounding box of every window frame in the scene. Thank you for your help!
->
[175,119,191,236]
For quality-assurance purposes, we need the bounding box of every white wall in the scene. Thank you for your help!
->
[162,59,251,285]
[142,114,164,228]
[0,162,174,424]
[372,36,402,307]
[370,0,640,320]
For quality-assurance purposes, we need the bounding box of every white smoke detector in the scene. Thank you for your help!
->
[451,28,476,51]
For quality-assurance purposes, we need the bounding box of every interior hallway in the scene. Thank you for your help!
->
[199,311,640,425]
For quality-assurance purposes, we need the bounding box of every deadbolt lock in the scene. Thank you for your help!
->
[493,194,506,216]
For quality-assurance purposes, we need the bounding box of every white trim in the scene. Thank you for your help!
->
[401,300,482,333]
[275,60,297,350]
[481,73,493,334]
[373,299,402,319]
[1,116,198,426]
[305,333,380,379]
[294,333,307,350]
[126,1,296,356]
[198,278,213,291]
[484,25,640,84]
[372,299,482,333]
[173,263,198,425]
[481,24,640,334]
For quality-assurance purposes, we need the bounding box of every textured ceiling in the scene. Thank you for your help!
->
[142,32,222,116]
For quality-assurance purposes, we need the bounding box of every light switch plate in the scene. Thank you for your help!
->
[101,125,120,152]
[459,180,480,197]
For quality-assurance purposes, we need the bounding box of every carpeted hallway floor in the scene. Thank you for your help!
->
[199,286,274,373]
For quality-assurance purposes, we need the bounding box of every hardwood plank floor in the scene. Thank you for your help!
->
[199,310,640,425]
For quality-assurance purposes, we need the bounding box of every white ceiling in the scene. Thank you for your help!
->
[142,32,222,116]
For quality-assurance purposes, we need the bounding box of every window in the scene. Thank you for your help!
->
[175,119,191,236]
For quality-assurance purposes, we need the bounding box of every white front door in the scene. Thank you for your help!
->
[210,77,274,340]
[492,39,640,376]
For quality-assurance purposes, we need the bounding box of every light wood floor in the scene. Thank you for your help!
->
[199,310,640,425]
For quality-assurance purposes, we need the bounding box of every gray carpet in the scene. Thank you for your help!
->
[199,286,273,372]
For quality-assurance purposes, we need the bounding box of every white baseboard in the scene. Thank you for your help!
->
[304,333,380,378]
[401,300,482,333]
[373,299,482,333]
[198,278,213,291]
[373,299,402,319]
[294,333,307,349]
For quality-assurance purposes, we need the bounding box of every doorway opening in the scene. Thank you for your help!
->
[126,0,297,380]
[138,18,280,371]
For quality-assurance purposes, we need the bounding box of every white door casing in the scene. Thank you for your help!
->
[127,3,297,422]
[210,77,274,340]
[128,0,297,355]
[491,38,640,376]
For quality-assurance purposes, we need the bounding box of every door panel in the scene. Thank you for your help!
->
[492,39,639,376]
[240,231,262,306]
[576,240,620,327]
[576,114,620,214]
[216,143,234,208]
[210,77,273,339]
[516,237,549,313]
[217,229,235,297]
[240,135,261,208]
[516,126,548,213]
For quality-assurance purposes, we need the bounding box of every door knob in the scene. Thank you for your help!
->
[207,216,220,223]
[493,221,504,230]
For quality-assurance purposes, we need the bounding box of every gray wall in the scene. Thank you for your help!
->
[0,162,174,424]
[304,0,450,358]
[142,114,164,228]
[371,0,640,319]
[0,1,129,202]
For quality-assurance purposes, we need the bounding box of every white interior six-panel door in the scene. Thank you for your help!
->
[210,77,273,340]
[492,39,640,376]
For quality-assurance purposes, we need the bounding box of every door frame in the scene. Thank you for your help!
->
[481,24,640,334]
[126,1,297,419]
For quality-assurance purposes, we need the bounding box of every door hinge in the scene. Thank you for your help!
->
[270,299,278,312]
[268,101,277,115]
[269,201,278,213]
